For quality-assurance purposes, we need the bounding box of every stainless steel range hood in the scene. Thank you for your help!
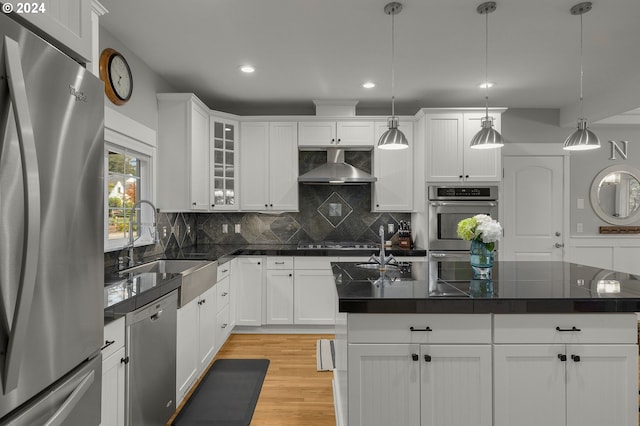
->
[298,148,376,184]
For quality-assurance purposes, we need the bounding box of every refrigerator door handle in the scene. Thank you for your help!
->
[2,36,42,393]
[42,370,95,426]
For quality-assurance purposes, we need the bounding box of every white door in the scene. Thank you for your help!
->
[293,269,336,325]
[239,122,269,210]
[348,344,421,426]
[493,344,566,426]
[197,286,217,372]
[420,345,492,426]
[502,156,564,261]
[565,344,638,426]
[265,270,294,324]
[462,112,502,181]
[236,257,264,326]
[268,122,298,210]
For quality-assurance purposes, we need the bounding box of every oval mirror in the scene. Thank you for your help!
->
[590,165,640,225]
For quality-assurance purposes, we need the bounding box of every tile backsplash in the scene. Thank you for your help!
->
[105,151,411,267]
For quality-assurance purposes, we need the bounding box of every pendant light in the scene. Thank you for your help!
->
[563,2,601,151]
[378,2,409,150]
[470,1,504,150]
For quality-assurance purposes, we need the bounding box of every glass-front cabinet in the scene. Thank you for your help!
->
[210,116,238,210]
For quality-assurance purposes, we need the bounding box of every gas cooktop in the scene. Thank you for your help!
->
[297,241,378,250]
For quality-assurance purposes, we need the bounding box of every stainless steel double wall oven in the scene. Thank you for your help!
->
[428,185,499,260]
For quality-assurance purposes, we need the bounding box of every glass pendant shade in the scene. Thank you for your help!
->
[563,118,601,151]
[470,117,504,149]
[378,117,408,150]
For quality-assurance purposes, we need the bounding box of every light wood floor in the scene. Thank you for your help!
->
[168,334,336,426]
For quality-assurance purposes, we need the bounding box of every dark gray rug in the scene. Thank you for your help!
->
[173,359,270,426]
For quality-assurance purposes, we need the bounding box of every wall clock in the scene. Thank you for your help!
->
[99,48,133,105]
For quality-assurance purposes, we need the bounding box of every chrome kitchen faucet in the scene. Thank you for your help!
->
[126,199,159,268]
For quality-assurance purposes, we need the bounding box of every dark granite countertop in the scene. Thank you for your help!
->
[104,244,427,322]
[333,260,640,314]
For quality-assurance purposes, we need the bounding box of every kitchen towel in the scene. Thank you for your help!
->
[316,339,336,371]
[172,358,269,426]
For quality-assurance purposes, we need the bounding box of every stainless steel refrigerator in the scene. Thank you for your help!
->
[0,11,104,425]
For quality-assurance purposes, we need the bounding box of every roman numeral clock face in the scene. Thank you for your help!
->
[99,48,133,105]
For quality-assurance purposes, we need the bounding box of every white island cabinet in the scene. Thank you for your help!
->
[493,314,638,426]
[342,312,638,426]
[347,314,492,426]
[101,317,126,426]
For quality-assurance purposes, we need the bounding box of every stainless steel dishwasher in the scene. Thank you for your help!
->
[125,290,178,426]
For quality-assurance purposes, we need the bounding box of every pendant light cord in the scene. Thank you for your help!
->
[484,9,489,118]
[579,12,584,119]
[391,6,396,119]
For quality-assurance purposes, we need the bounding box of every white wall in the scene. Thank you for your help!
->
[99,28,177,131]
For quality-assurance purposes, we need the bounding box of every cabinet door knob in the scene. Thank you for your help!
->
[557,354,567,362]
[221,292,228,296]
[265,204,268,207]
[424,354,432,362]
[411,354,419,361]
[459,175,463,179]
[465,175,469,179]
[120,356,130,365]
[289,273,292,277]
[192,202,196,206]
[211,204,215,207]
[270,204,273,207]
[571,354,581,362]
[337,138,341,143]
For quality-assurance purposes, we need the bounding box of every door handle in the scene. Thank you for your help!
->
[2,36,42,393]
[554,243,564,248]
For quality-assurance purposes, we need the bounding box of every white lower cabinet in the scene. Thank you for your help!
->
[294,257,337,325]
[347,314,492,426]
[493,313,638,426]
[101,318,126,426]
[265,271,293,324]
[176,286,217,405]
[348,344,420,426]
[214,262,233,351]
[346,313,638,426]
[236,257,264,326]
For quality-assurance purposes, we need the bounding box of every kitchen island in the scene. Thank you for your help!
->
[332,260,640,426]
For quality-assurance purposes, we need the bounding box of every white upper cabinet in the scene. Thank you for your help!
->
[8,0,92,62]
[157,94,211,211]
[425,110,503,182]
[373,120,414,212]
[240,122,298,211]
[298,121,374,148]
[210,116,239,210]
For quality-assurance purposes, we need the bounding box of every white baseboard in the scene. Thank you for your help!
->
[233,325,336,334]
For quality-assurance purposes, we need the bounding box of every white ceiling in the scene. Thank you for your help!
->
[99,0,640,123]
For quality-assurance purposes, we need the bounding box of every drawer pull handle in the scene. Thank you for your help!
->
[221,269,229,273]
[221,323,228,328]
[409,326,433,332]
[274,262,285,264]
[571,354,581,362]
[558,354,567,362]
[101,340,115,351]
[411,354,419,361]
[556,326,581,332]
[424,354,432,362]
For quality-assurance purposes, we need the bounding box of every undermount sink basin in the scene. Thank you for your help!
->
[119,259,218,307]
[119,259,208,275]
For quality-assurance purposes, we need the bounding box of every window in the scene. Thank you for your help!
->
[105,143,153,251]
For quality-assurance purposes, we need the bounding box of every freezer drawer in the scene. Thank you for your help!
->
[0,355,102,425]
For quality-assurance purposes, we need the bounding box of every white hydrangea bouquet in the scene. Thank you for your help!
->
[456,214,502,251]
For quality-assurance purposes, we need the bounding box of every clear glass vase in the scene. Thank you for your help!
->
[469,239,494,278]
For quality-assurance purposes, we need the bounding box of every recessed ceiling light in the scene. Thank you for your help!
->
[362,81,376,89]
[478,82,495,89]
[240,65,255,73]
